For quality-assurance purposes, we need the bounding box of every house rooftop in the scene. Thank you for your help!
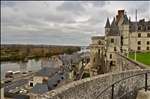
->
[30,83,49,94]
[35,67,58,77]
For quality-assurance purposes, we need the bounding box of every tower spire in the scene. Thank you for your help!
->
[105,17,110,28]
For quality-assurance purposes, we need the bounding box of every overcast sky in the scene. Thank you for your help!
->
[1,1,150,46]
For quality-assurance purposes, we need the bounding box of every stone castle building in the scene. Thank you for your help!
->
[90,10,150,76]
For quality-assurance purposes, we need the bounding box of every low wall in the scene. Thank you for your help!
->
[37,69,150,99]
[115,53,149,71]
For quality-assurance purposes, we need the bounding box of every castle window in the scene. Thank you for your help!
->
[147,47,149,50]
[147,26,150,30]
[110,54,112,59]
[138,33,141,37]
[147,33,150,37]
[93,57,95,62]
[111,38,114,43]
[114,47,116,51]
[147,41,149,45]
[137,47,141,50]
[138,26,141,30]
[98,49,100,54]
[99,41,101,45]
[138,41,141,45]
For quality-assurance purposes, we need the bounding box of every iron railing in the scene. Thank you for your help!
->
[94,72,150,99]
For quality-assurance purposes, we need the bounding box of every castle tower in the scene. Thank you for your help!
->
[105,18,111,36]
[89,36,106,76]
[105,17,121,71]
[121,14,130,53]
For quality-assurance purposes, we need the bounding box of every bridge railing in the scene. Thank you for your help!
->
[94,72,150,99]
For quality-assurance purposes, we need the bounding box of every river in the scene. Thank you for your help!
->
[1,59,42,80]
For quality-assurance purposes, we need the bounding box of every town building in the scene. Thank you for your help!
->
[90,10,150,76]
[29,57,75,99]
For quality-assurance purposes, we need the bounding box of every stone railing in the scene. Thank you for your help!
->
[37,69,150,99]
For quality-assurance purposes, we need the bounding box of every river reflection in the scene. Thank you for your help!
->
[1,59,42,80]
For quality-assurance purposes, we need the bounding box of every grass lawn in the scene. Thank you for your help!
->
[82,73,90,78]
[125,52,150,66]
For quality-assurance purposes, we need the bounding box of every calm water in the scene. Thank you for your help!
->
[1,59,42,80]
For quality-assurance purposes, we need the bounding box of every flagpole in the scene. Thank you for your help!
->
[135,9,137,61]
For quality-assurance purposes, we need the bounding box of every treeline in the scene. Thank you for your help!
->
[1,44,80,61]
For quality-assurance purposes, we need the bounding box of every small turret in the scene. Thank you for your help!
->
[105,18,111,36]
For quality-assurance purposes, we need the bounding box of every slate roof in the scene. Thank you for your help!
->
[107,18,120,36]
[30,65,71,94]
[122,15,129,25]
[61,65,72,72]
[35,67,58,77]
[30,83,49,94]
[41,60,59,68]
[105,18,111,28]
[131,21,148,32]
[47,72,68,90]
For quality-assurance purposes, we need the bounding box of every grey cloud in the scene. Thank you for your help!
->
[128,2,149,15]
[1,1,17,7]
[90,1,107,7]
[43,13,67,23]
[56,1,85,14]
[1,1,149,46]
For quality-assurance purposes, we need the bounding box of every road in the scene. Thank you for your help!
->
[3,77,32,93]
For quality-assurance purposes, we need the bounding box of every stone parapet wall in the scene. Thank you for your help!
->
[115,53,150,71]
[37,69,150,99]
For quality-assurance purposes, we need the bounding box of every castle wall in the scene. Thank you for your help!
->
[131,32,150,51]
[37,69,150,99]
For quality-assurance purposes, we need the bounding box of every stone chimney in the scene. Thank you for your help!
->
[43,77,48,84]
[116,10,125,24]
[139,19,145,25]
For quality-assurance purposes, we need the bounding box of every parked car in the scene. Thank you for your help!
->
[8,89,13,93]
[4,80,9,83]
[8,80,12,82]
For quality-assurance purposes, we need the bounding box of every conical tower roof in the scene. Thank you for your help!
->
[122,15,129,25]
[107,17,120,36]
[105,18,111,28]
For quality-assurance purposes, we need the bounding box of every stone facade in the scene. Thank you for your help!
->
[37,69,150,99]
[90,10,150,76]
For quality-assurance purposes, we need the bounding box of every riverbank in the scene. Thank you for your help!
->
[1,59,42,80]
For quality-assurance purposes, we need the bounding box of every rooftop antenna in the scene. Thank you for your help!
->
[134,9,137,61]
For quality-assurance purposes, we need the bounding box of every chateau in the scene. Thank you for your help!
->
[90,10,150,76]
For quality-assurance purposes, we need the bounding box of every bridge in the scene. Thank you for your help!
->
[36,53,150,99]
